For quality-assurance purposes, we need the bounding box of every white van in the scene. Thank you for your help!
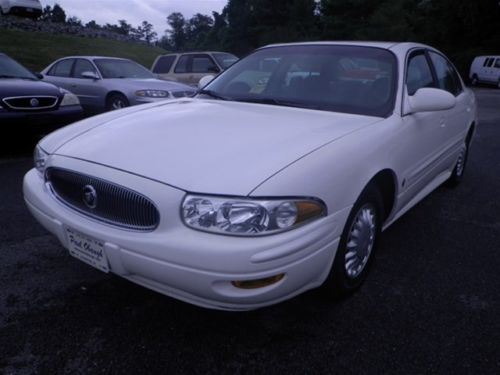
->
[469,56,500,88]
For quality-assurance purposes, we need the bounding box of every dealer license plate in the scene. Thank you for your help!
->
[65,227,109,273]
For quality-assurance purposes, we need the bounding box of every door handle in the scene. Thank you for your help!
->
[439,118,446,127]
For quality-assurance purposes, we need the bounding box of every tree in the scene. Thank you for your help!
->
[51,3,66,23]
[137,21,158,44]
[166,12,187,51]
[40,3,66,23]
[185,13,214,48]
[117,20,133,36]
[85,20,101,29]
[67,16,82,27]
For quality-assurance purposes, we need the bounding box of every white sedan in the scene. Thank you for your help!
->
[24,42,477,311]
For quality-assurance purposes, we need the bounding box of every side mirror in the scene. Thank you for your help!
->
[34,72,44,80]
[198,75,215,89]
[81,71,99,80]
[406,88,456,114]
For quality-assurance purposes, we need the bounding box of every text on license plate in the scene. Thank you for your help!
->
[65,227,109,273]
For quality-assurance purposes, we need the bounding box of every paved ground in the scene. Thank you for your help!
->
[0,89,499,374]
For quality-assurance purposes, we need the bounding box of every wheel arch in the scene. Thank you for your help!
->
[466,122,476,146]
[105,90,126,103]
[364,169,398,222]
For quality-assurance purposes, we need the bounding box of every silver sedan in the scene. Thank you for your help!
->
[41,56,196,113]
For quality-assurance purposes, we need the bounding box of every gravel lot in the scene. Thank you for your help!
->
[1,88,499,374]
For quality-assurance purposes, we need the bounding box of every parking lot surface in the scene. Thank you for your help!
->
[0,89,499,374]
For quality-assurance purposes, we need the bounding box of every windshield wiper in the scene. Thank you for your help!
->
[197,89,230,101]
[233,96,321,110]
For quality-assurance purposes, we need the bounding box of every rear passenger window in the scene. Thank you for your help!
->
[406,52,434,95]
[48,59,74,77]
[429,52,463,96]
[495,59,500,69]
[153,55,176,74]
[485,58,494,67]
[174,55,190,73]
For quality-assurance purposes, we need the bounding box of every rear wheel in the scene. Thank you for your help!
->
[324,185,383,296]
[106,93,129,111]
[446,142,469,187]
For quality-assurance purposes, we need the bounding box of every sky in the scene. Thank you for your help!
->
[43,0,227,36]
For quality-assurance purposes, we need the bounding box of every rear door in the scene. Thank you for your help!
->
[427,51,470,160]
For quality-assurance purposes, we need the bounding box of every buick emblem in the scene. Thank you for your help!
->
[82,185,98,209]
[30,98,39,107]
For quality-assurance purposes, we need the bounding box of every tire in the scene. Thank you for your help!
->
[323,184,383,297]
[106,93,129,111]
[497,79,500,89]
[446,141,469,187]
[471,75,478,86]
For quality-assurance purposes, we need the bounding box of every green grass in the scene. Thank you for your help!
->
[0,28,167,71]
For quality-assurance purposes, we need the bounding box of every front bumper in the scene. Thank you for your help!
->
[0,105,83,132]
[23,156,348,310]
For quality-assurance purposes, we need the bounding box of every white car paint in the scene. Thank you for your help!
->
[23,42,477,310]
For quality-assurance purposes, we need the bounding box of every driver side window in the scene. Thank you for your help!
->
[406,52,434,96]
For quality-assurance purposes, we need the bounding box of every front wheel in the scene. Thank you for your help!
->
[471,75,478,86]
[106,93,129,111]
[324,185,383,296]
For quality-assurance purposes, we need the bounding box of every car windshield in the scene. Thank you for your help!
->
[213,53,239,69]
[0,54,37,80]
[201,45,397,117]
[94,59,154,79]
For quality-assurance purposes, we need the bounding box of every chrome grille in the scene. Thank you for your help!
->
[3,96,58,110]
[46,168,160,231]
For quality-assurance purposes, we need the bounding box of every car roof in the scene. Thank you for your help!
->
[55,56,131,61]
[159,51,234,57]
[260,41,435,52]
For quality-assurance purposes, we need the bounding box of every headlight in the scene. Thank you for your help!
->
[60,92,80,106]
[182,195,326,236]
[135,90,170,98]
[34,145,48,176]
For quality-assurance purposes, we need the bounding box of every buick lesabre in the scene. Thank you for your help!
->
[23,42,477,310]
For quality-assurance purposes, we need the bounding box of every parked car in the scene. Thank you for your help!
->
[24,42,477,311]
[469,55,500,88]
[0,52,82,133]
[0,0,42,18]
[41,56,196,113]
[152,51,238,86]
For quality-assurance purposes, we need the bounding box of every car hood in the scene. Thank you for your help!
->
[50,99,380,195]
[104,78,194,92]
[0,78,62,98]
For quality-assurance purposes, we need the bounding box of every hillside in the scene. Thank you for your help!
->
[0,28,167,71]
